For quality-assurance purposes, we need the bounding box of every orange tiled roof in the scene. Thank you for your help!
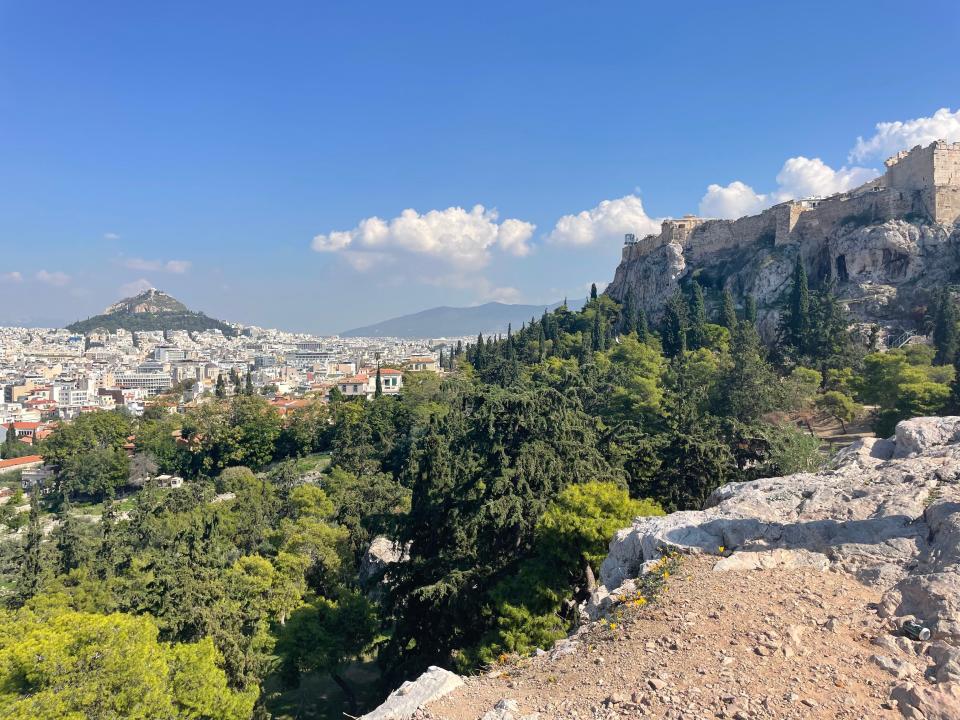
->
[0,455,42,470]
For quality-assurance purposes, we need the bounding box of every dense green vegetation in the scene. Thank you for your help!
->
[7,272,960,718]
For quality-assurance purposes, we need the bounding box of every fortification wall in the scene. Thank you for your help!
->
[683,211,776,264]
[885,143,936,191]
[932,142,960,225]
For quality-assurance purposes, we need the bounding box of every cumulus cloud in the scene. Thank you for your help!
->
[850,107,960,162]
[699,156,879,219]
[123,258,192,273]
[119,278,154,297]
[547,194,661,246]
[311,205,535,270]
[0,271,22,283]
[35,270,70,287]
[699,181,770,220]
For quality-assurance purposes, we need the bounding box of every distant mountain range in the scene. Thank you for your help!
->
[340,299,586,339]
[67,289,234,335]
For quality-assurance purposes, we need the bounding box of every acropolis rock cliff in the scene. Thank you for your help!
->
[606,140,960,340]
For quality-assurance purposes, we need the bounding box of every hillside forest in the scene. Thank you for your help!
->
[2,261,960,718]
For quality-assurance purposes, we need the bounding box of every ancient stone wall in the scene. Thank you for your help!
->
[933,142,960,225]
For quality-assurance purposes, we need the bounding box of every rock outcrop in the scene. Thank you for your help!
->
[359,666,464,720]
[590,416,960,719]
[606,155,960,340]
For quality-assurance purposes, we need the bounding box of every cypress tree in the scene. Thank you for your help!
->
[688,281,708,350]
[636,308,649,343]
[16,487,46,606]
[721,287,738,329]
[590,283,598,301]
[55,494,84,575]
[375,365,383,398]
[591,311,602,351]
[620,291,635,335]
[244,370,254,396]
[781,256,811,356]
[744,295,758,325]
[215,374,227,399]
[537,324,546,361]
[662,289,689,358]
[933,289,959,365]
[3,422,16,458]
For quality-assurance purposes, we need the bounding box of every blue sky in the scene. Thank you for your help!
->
[1,1,958,333]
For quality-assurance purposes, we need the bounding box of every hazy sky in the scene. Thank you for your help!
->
[2,1,959,333]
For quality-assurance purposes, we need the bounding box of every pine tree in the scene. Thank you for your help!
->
[744,295,758,325]
[662,289,689,358]
[688,282,708,350]
[933,289,959,365]
[590,283,598,301]
[721,287,738,329]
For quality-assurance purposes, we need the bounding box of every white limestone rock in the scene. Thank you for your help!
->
[359,666,464,720]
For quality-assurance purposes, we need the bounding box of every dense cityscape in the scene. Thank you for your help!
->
[0,318,459,451]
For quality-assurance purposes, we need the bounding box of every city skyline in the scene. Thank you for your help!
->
[2,1,959,333]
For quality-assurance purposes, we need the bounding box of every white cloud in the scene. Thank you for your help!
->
[699,181,769,220]
[850,108,960,162]
[164,260,191,274]
[103,232,121,241]
[547,194,661,246]
[122,257,192,273]
[699,156,879,219]
[775,157,877,199]
[0,271,22,283]
[119,278,154,297]
[35,270,70,287]
[311,205,535,270]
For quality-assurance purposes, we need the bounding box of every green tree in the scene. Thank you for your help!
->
[635,308,649,342]
[661,289,689,358]
[716,322,779,422]
[215,374,227,399]
[277,592,377,714]
[744,295,758,325]
[779,256,811,357]
[0,607,256,719]
[590,282,598,300]
[721,287,738,329]
[932,289,959,365]
[687,281,708,350]
[816,390,859,433]
[15,488,47,606]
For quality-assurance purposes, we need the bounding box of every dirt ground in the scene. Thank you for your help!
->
[425,556,926,719]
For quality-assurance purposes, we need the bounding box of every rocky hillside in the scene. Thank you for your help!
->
[606,212,960,343]
[67,288,234,335]
[362,417,960,720]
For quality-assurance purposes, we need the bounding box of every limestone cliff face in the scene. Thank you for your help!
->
[606,141,960,341]
[607,214,959,341]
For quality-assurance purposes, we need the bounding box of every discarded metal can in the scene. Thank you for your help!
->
[902,620,931,641]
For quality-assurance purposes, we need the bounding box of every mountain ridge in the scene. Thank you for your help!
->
[340,299,586,338]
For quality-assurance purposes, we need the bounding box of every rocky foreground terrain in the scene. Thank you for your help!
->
[362,417,960,720]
